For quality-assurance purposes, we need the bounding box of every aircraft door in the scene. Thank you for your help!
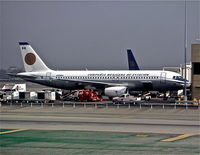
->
[46,72,52,80]
[160,72,166,83]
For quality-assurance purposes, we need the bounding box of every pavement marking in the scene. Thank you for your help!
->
[161,134,195,142]
[136,134,148,137]
[0,129,27,135]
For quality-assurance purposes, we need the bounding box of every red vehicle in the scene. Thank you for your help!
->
[78,89,103,102]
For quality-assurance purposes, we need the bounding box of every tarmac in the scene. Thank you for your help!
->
[1,101,200,154]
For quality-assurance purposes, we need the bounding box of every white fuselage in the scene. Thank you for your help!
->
[17,70,189,92]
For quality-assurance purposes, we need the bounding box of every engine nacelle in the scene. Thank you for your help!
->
[104,86,128,97]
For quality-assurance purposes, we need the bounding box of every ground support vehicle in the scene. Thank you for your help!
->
[62,89,103,102]
[112,94,141,104]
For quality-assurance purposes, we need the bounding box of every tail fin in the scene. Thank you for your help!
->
[127,49,140,70]
[19,42,50,72]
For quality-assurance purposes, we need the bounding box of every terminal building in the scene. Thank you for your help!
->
[191,44,200,99]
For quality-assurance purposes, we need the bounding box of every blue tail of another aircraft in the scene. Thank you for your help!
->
[127,49,140,70]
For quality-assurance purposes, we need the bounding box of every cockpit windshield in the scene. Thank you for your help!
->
[173,76,187,81]
[173,76,181,79]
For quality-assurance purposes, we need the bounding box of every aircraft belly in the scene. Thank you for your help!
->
[126,80,144,91]
[153,81,183,91]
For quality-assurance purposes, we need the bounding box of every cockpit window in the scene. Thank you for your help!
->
[173,76,182,80]
[173,76,187,81]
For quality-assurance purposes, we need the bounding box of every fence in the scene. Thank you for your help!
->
[0,101,199,110]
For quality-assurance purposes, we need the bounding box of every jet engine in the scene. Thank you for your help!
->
[104,86,128,97]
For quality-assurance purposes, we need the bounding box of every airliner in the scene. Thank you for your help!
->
[15,42,190,97]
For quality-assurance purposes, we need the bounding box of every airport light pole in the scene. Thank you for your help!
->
[184,0,187,101]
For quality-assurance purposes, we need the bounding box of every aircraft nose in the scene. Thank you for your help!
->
[186,82,191,88]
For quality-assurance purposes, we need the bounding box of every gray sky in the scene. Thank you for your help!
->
[0,1,199,70]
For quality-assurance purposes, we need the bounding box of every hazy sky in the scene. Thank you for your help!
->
[0,1,199,71]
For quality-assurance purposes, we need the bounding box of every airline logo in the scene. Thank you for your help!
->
[25,53,36,65]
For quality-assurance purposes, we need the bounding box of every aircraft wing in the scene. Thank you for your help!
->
[59,79,127,88]
[7,73,37,79]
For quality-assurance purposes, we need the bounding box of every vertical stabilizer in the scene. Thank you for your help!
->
[19,42,50,72]
[127,49,140,70]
